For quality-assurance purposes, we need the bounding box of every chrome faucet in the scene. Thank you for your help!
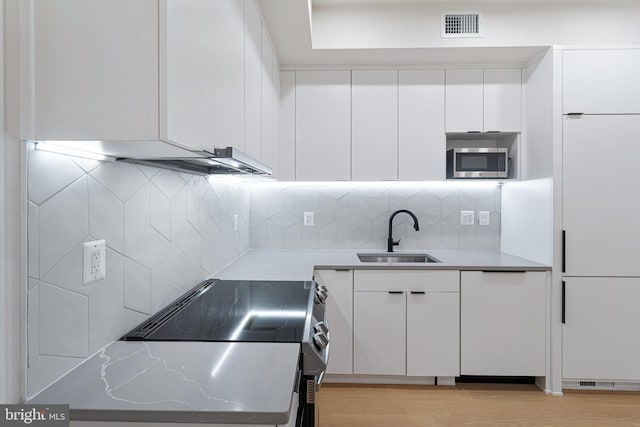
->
[387,209,420,252]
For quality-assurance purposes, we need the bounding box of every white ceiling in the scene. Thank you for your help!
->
[259,0,640,67]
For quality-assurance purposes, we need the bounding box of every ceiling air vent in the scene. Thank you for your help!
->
[441,11,483,38]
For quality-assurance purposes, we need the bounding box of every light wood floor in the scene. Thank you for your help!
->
[317,383,640,426]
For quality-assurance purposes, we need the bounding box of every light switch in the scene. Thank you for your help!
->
[461,211,475,226]
[83,240,106,284]
[233,214,239,232]
[479,211,490,226]
[304,212,315,227]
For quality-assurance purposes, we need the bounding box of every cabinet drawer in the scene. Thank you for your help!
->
[354,270,459,292]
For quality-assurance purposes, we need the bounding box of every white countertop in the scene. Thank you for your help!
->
[216,249,550,281]
[28,341,300,425]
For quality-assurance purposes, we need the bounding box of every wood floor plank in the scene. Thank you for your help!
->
[317,384,640,426]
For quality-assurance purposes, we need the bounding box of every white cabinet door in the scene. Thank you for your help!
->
[213,0,245,151]
[563,277,640,380]
[354,291,406,376]
[398,70,445,181]
[352,70,398,181]
[315,270,353,375]
[460,271,546,376]
[563,115,640,276]
[407,292,459,377]
[260,27,276,173]
[244,0,262,161]
[34,0,159,141]
[295,71,351,181]
[563,49,640,114]
[445,69,483,133]
[160,0,215,151]
[279,71,296,181]
[484,68,521,132]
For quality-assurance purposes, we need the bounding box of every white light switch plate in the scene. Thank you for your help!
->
[479,211,490,226]
[233,214,239,232]
[83,240,106,285]
[304,212,315,227]
[461,211,475,226]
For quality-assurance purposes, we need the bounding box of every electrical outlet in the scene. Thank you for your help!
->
[460,211,475,226]
[83,240,106,284]
[304,212,315,227]
[479,211,490,226]
[233,214,239,232]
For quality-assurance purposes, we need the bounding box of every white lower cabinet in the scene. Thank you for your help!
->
[407,291,459,377]
[460,271,546,376]
[353,270,460,377]
[314,269,354,375]
[563,277,640,381]
[354,291,406,375]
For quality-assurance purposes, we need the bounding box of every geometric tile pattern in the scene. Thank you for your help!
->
[250,182,501,251]
[26,148,250,397]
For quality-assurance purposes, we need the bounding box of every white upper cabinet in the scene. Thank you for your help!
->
[34,0,159,141]
[160,0,214,150]
[32,0,279,163]
[295,71,352,181]
[260,26,275,169]
[445,68,522,133]
[398,70,445,181]
[213,0,245,151]
[484,68,522,132]
[445,69,483,133]
[352,70,398,181]
[279,71,296,181]
[244,0,262,160]
[563,49,640,114]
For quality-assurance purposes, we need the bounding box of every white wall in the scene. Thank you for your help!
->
[500,178,552,265]
[500,48,554,265]
[1,0,24,404]
[312,2,640,49]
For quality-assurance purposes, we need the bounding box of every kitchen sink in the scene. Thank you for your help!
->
[357,253,441,263]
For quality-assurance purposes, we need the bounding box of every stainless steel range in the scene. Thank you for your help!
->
[122,279,329,427]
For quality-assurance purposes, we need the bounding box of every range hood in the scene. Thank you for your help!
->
[33,141,272,177]
[119,147,272,176]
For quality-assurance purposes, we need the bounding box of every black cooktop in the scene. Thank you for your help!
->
[123,279,314,343]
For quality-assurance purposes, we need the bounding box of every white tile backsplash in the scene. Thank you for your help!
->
[27,149,250,397]
[38,283,89,357]
[250,182,501,251]
[38,177,89,275]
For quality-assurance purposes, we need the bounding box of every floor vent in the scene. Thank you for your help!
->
[441,11,482,38]
[578,381,616,389]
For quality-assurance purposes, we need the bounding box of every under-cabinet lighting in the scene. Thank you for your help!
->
[35,142,115,162]
[250,180,501,191]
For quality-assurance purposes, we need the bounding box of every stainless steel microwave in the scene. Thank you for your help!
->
[446,147,509,179]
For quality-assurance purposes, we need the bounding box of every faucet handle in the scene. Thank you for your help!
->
[393,239,400,246]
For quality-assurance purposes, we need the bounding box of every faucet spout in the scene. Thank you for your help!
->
[387,209,420,252]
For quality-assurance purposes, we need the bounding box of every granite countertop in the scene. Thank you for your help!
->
[28,341,301,425]
[216,249,551,281]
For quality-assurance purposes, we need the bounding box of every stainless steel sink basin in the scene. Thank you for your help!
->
[357,253,441,263]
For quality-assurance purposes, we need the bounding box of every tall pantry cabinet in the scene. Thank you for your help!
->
[561,49,640,384]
